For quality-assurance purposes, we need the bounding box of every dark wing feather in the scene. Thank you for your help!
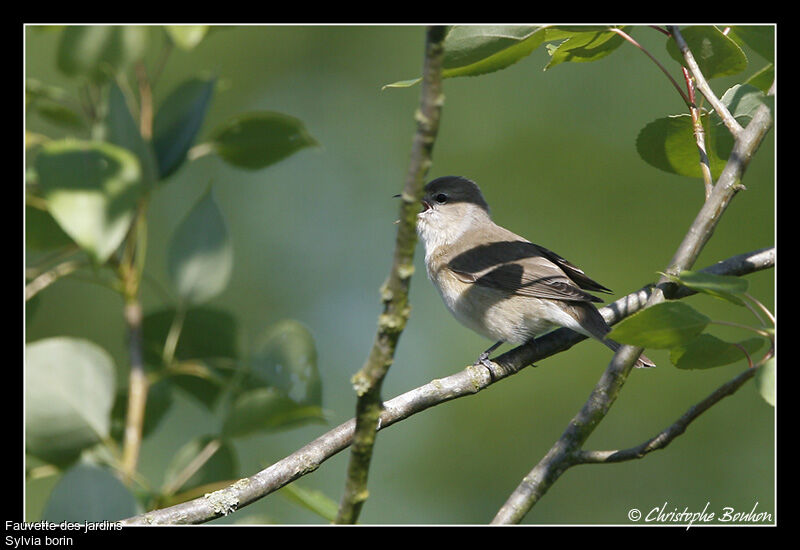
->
[448,240,610,303]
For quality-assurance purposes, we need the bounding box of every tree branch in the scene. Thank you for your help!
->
[491,94,773,524]
[668,26,744,137]
[120,247,773,525]
[333,25,448,525]
[574,366,758,464]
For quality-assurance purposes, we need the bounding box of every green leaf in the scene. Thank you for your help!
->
[222,387,325,439]
[142,307,239,366]
[164,25,210,50]
[670,334,764,369]
[720,84,768,122]
[25,204,74,251]
[728,25,774,63]
[664,269,749,306]
[208,111,318,170]
[167,187,232,304]
[248,319,321,406]
[745,63,774,93]
[384,25,548,88]
[636,114,729,179]
[56,25,149,81]
[755,358,775,406]
[152,77,216,178]
[107,81,159,189]
[35,139,143,263]
[42,463,139,522]
[607,301,710,349]
[544,27,627,70]
[31,100,85,128]
[705,84,771,163]
[442,25,547,76]
[280,483,339,522]
[666,26,747,80]
[25,338,116,465]
[163,436,238,494]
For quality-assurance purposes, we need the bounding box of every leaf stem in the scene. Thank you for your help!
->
[668,26,744,137]
[609,27,691,107]
[682,66,714,199]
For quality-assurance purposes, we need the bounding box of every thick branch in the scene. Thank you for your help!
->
[120,247,773,525]
[334,26,447,525]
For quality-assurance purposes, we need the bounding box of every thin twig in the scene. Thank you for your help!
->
[334,25,447,525]
[491,92,773,525]
[25,259,85,301]
[121,298,147,485]
[120,247,773,525]
[161,438,222,496]
[135,62,153,140]
[682,66,714,199]
[609,27,690,107]
[120,202,150,485]
[574,366,758,464]
[668,26,744,137]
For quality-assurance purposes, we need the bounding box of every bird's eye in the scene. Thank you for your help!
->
[435,193,448,204]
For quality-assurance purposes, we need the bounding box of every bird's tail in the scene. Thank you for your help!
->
[601,337,657,369]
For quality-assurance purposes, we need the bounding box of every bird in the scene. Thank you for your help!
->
[414,175,655,374]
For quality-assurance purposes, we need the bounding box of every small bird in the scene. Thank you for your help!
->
[415,175,655,373]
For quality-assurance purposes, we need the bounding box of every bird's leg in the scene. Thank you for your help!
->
[474,341,504,380]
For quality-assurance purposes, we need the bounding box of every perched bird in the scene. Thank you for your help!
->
[415,175,655,373]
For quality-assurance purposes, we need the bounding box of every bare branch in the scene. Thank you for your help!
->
[491,94,773,525]
[334,25,447,525]
[120,247,773,525]
[575,366,758,464]
[668,26,744,137]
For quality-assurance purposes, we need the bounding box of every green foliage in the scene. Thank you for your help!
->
[755,358,776,406]
[608,301,710,349]
[163,26,210,50]
[167,188,233,305]
[163,436,238,494]
[543,27,627,69]
[25,338,117,465]
[42,463,140,522]
[384,26,548,88]
[608,270,774,403]
[152,77,216,179]
[207,111,319,170]
[387,24,774,188]
[665,26,747,80]
[25,25,328,521]
[636,114,729,179]
[280,482,339,522]
[107,82,159,189]
[35,139,144,263]
[56,26,149,82]
[25,24,774,524]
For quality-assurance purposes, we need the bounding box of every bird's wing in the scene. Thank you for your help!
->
[447,239,609,303]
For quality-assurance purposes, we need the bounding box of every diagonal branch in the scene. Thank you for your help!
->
[333,25,447,525]
[119,247,773,525]
[575,366,759,464]
[491,93,773,524]
[668,25,744,137]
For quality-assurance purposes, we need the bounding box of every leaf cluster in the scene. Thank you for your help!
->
[25,25,327,522]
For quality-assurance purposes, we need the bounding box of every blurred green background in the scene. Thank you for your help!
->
[25,25,775,525]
